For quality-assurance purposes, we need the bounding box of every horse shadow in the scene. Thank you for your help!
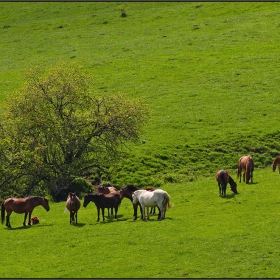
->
[71,222,86,227]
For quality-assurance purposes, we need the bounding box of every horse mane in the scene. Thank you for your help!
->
[122,185,139,192]
[228,176,235,186]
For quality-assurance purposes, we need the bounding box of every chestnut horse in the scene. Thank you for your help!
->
[65,192,81,224]
[272,155,280,173]
[237,155,254,184]
[216,169,238,197]
[1,196,50,228]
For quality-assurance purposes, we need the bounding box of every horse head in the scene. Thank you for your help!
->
[230,181,238,194]
[43,198,50,212]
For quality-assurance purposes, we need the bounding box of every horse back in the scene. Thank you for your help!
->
[99,193,121,208]
[216,169,229,185]
[3,197,30,213]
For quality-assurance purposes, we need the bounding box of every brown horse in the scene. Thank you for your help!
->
[237,155,254,184]
[1,196,50,228]
[120,185,141,220]
[93,185,119,216]
[216,169,238,197]
[272,155,280,173]
[83,193,121,222]
[65,192,81,224]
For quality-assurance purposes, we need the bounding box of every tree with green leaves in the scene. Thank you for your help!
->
[0,62,148,201]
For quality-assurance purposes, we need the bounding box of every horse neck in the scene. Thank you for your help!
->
[31,197,45,207]
[228,176,235,186]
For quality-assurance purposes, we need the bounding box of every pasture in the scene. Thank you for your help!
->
[1,167,280,278]
[1,1,280,278]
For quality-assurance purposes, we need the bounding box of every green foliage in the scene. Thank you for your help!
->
[0,61,148,201]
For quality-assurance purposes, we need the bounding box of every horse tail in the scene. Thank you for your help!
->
[237,158,241,179]
[164,192,172,209]
[220,171,227,186]
[1,201,5,224]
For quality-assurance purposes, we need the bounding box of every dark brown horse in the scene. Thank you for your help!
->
[237,155,254,184]
[120,185,141,220]
[93,185,119,216]
[65,192,81,224]
[83,193,121,222]
[272,155,280,173]
[1,196,50,228]
[216,169,238,197]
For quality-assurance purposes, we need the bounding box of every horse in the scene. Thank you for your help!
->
[272,155,280,173]
[119,185,159,220]
[65,192,81,224]
[120,185,142,220]
[215,169,238,197]
[132,189,171,221]
[93,185,119,216]
[83,193,121,222]
[1,196,50,228]
[237,155,254,184]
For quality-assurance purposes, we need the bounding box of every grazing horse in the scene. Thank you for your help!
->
[65,192,81,224]
[83,193,121,222]
[237,155,254,184]
[215,169,238,197]
[1,196,50,228]
[272,155,280,173]
[132,189,171,221]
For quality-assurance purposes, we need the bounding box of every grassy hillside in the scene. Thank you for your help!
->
[2,3,280,279]
[2,168,280,278]
[1,2,280,187]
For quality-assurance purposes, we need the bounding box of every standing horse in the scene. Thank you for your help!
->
[272,155,280,173]
[120,185,159,220]
[65,192,81,224]
[83,193,121,222]
[120,185,142,220]
[94,185,119,216]
[1,196,50,228]
[237,155,254,184]
[216,169,238,197]
[132,189,171,221]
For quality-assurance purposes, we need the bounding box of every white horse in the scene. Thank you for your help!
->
[132,189,171,220]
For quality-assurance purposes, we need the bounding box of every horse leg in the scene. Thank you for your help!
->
[102,207,105,222]
[6,211,11,228]
[114,206,118,219]
[157,206,161,219]
[146,207,150,220]
[141,204,146,220]
[133,203,138,220]
[23,212,28,226]
[75,211,78,224]
[97,207,100,222]
[27,211,33,226]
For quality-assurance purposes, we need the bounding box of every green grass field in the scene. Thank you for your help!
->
[1,2,280,278]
